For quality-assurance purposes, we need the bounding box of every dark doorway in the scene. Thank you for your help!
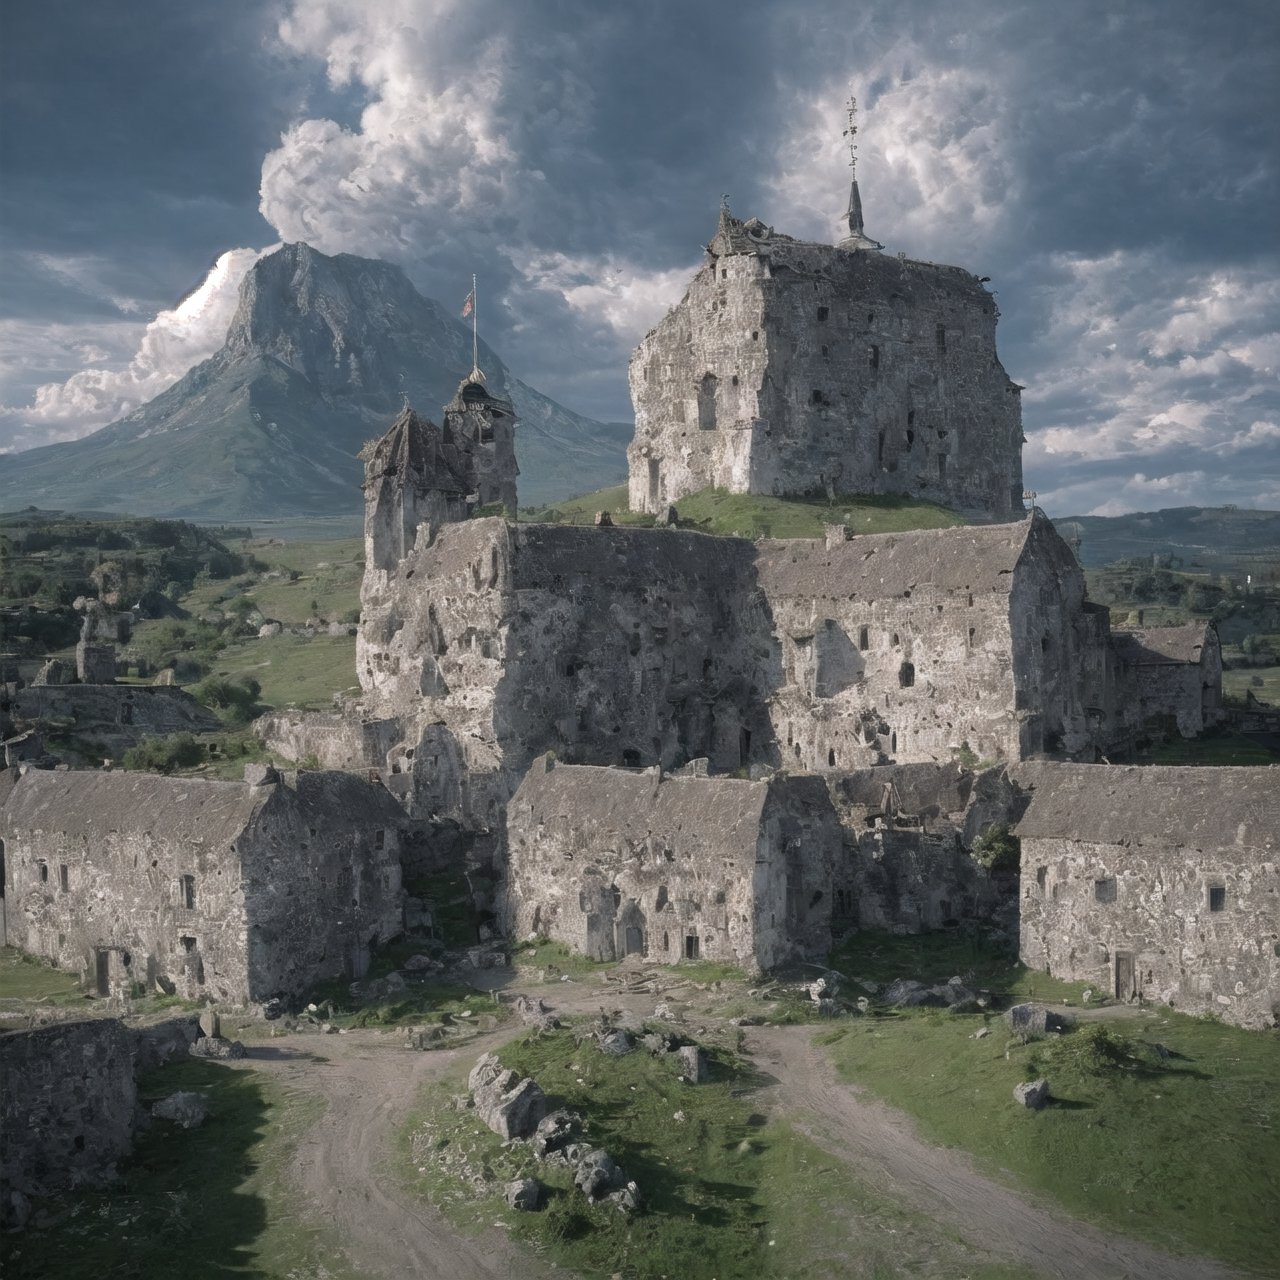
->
[739,727,752,766]
[684,934,700,961]
[95,949,110,996]
[1115,951,1136,1001]
[625,926,644,955]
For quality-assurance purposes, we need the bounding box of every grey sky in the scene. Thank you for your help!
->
[2,0,1277,515]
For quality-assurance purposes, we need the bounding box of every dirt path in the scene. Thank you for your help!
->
[230,1027,543,1280]
[745,1025,1246,1280]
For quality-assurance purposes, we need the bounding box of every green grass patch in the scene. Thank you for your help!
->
[400,1026,1030,1278]
[658,958,747,985]
[1223,664,1280,706]
[830,927,1094,1006]
[0,947,85,1007]
[511,937,614,978]
[208,631,358,710]
[527,485,966,540]
[0,1059,353,1280]
[827,1009,1280,1272]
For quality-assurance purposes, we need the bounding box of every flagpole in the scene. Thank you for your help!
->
[472,272,479,378]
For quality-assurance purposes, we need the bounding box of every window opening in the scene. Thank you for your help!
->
[1209,885,1226,912]
[59,864,69,892]
[1094,878,1116,904]
[868,344,879,369]
[817,306,829,321]
[858,625,869,650]
[684,934,700,961]
[899,661,915,688]
[180,875,196,910]
[374,829,386,851]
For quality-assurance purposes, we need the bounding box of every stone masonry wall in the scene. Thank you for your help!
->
[0,1018,136,1213]
[629,232,1022,518]
[1019,835,1279,1028]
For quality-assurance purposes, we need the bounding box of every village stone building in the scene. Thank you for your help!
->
[0,764,405,1005]
[627,200,1023,519]
[1013,763,1279,1028]
[503,757,1017,973]
[1110,623,1223,738]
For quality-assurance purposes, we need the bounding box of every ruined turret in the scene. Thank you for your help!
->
[362,406,471,572]
[442,374,519,519]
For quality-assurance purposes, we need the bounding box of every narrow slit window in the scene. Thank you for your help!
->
[817,306,829,321]
[1209,885,1226,912]
[180,875,196,910]
[59,865,69,892]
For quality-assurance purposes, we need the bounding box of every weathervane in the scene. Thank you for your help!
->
[842,93,859,177]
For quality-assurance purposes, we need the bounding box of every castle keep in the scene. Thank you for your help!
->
[627,192,1023,517]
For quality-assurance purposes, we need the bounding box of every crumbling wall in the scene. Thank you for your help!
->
[12,684,219,750]
[254,709,398,770]
[0,1018,136,1214]
[629,224,1023,518]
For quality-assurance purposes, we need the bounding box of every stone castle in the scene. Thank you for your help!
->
[2,117,1276,1029]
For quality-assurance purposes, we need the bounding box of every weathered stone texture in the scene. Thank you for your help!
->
[255,709,399,771]
[1111,624,1223,739]
[0,1018,136,1210]
[1,766,404,1005]
[628,210,1023,518]
[1014,763,1280,1028]
[12,684,220,750]
[504,757,839,972]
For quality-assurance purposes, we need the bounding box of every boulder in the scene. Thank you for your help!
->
[677,1045,709,1083]
[1014,1079,1050,1110]
[807,975,837,1001]
[505,1178,543,1211]
[572,1148,627,1201]
[198,1010,221,1039]
[514,995,559,1031]
[606,1181,642,1214]
[1006,1003,1068,1035]
[469,1053,547,1140]
[532,1108,583,1160]
[189,1036,246,1060]
[258,622,282,638]
[152,1091,209,1129]
[641,1031,674,1054]
[598,1029,634,1057]
[882,979,947,1008]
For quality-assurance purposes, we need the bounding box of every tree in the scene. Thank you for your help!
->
[971,823,1021,875]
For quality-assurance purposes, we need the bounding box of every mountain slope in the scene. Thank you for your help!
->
[0,244,629,517]
[1052,506,1280,567]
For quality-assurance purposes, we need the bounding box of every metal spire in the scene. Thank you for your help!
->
[838,89,882,252]
[843,93,859,177]
[469,272,485,383]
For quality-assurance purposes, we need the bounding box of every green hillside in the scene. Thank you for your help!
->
[527,485,966,539]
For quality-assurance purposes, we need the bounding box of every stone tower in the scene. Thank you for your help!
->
[627,107,1024,519]
[362,405,472,572]
[441,374,519,518]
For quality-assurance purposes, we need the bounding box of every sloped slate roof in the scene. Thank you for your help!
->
[512,759,769,847]
[756,517,1035,599]
[0,768,270,845]
[1111,624,1212,666]
[1011,762,1279,849]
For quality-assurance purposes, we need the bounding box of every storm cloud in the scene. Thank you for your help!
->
[2,0,1277,513]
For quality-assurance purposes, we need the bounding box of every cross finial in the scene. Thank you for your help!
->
[842,93,858,175]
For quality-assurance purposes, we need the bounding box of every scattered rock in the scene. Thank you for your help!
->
[598,1029,634,1057]
[468,1052,547,1140]
[572,1148,626,1201]
[152,1090,209,1129]
[1006,1003,1068,1035]
[807,975,837,1001]
[514,994,559,1031]
[505,1178,543,1211]
[261,997,285,1021]
[197,1010,221,1039]
[403,953,441,973]
[606,1181,642,1214]
[882,979,946,1008]
[1013,1079,1050,1110]
[257,622,282,638]
[189,1036,246,1060]
[532,1108,583,1160]
[652,1002,676,1021]
[729,1014,764,1027]
[973,1027,991,1039]
[677,1044,709,1082]
[1082,988,1094,1004]
[855,996,870,1014]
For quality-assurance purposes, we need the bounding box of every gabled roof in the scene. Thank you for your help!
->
[0,768,271,846]
[1111,623,1214,666]
[364,405,472,495]
[1011,762,1278,849]
[755,517,1037,599]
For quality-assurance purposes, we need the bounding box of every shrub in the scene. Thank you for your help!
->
[192,675,262,725]
[121,733,205,775]
[971,822,1021,874]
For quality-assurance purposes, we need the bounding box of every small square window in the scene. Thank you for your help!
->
[59,865,69,892]
[180,875,196,910]
[1094,878,1116,904]
[374,829,386,851]
[1208,885,1226,912]
[817,306,829,321]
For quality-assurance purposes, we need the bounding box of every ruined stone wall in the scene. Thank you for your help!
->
[239,770,405,998]
[0,1018,136,1213]
[254,709,399,771]
[1019,835,1279,1028]
[629,235,1023,518]
[358,518,762,825]
[503,758,838,972]
[824,765,1016,934]
[12,684,219,750]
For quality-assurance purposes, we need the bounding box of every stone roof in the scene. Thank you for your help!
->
[364,405,472,495]
[755,516,1038,599]
[0,768,270,845]
[1111,624,1214,666]
[512,758,770,845]
[1010,763,1279,849]
[294,769,407,826]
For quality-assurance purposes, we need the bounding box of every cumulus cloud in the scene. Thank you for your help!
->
[0,247,270,452]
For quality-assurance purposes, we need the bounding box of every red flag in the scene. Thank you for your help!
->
[461,290,475,318]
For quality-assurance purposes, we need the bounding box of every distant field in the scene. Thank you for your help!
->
[1223,665,1280,705]
[528,484,965,539]
[210,632,359,711]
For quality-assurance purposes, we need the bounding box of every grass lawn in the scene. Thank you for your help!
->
[819,935,1280,1273]
[1224,664,1280,706]
[527,484,966,539]
[401,1026,1031,1279]
[0,1059,353,1280]
[1137,727,1280,766]
[0,947,85,1007]
[210,632,358,711]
